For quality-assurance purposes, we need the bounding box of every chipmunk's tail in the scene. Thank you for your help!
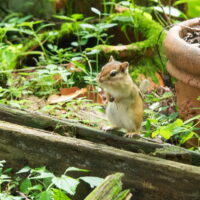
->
[139,79,150,94]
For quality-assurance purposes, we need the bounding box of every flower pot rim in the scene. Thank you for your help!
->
[164,18,200,85]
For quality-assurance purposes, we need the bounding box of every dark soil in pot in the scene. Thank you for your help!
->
[183,25,200,47]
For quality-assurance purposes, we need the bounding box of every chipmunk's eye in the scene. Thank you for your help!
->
[110,70,118,77]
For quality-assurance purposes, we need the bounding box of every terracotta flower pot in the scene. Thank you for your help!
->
[164,18,200,121]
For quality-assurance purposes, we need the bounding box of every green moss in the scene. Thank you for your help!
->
[23,30,60,51]
[61,22,77,35]
[151,146,192,163]
[108,9,165,49]
[1,8,166,82]
[156,146,189,154]
[86,9,166,79]
[130,52,166,79]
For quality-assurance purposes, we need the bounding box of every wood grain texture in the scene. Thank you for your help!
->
[0,104,200,166]
[0,120,200,200]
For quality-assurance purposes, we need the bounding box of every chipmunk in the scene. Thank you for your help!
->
[97,56,149,137]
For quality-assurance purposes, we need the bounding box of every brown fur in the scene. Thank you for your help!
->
[97,57,145,137]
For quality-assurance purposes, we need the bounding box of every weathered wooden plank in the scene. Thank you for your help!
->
[0,120,199,200]
[0,104,169,152]
[84,173,132,200]
[0,104,200,166]
[0,104,75,134]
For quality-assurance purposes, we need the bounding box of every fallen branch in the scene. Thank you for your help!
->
[0,104,200,166]
[0,120,199,200]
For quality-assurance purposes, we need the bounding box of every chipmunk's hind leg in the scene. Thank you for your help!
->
[124,109,143,138]
[124,123,141,138]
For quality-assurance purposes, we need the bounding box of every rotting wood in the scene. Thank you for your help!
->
[84,173,132,200]
[0,104,200,166]
[0,120,199,200]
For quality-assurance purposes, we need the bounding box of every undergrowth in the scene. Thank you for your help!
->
[0,160,104,200]
[0,0,199,150]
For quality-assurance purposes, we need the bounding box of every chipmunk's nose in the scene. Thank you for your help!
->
[97,74,103,83]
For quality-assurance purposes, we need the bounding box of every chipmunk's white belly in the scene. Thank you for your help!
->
[106,102,135,131]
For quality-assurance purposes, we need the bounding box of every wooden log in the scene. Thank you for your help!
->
[84,173,132,200]
[0,104,200,166]
[0,104,168,151]
[0,120,200,200]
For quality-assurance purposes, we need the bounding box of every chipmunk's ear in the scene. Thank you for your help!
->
[109,56,115,62]
[120,62,129,73]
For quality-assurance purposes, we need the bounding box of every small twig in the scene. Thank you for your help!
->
[16,191,30,200]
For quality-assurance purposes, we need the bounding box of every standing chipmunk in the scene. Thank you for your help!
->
[97,56,149,137]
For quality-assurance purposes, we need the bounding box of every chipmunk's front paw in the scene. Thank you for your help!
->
[102,126,120,132]
[124,132,141,138]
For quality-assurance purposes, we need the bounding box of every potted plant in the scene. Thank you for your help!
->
[164,18,200,121]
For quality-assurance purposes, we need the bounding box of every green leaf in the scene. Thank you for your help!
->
[79,39,88,46]
[71,14,83,20]
[71,61,87,73]
[145,119,151,131]
[36,23,55,33]
[173,0,199,6]
[52,189,71,200]
[180,132,195,144]
[20,178,32,194]
[38,190,52,200]
[71,41,79,47]
[80,24,96,30]
[153,6,182,17]
[17,166,31,174]
[31,172,55,180]
[29,184,43,191]
[112,15,132,23]
[86,49,100,55]
[52,175,79,195]
[148,118,158,124]
[65,167,89,173]
[53,15,75,22]
[0,193,23,200]
[149,102,160,110]
[19,20,43,27]
[172,126,185,134]
[152,127,172,140]
[152,130,159,138]
[98,23,117,29]
[0,160,6,167]
[159,128,172,139]
[3,168,12,174]
[116,189,131,200]
[174,119,183,126]
[80,176,103,188]
[91,7,101,16]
